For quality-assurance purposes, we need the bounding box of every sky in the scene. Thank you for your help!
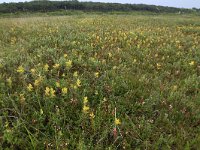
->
[0,0,200,9]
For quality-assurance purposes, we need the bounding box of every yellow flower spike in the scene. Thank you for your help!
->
[90,57,95,62]
[19,94,25,104]
[95,90,98,95]
[173,85,178,91]
[113,66,117,70]
[108,52,112,57]
[50,88,56,97]
[27,84,33,92]
[53,63,60,69]
[34,79,39,87]
[156,63,162,70]
[30,68,36,74]
[66,60,72,68]
[17,66,24,73]
[34,77,42,87]
[189,61,195,66]
[102,59,106,64]
[64,54,68,58]
[94,72,99,78]
[76,79,81,87]
[83,97,88,104]
[40,109,43,115]
[62,73,65,77]
[72,41,76,45]
[44,64,49,71]
[90,112,95,119]
[83,105,90,113]
[73,71,78,77]
[55,82,60,88]
[45,87,50,96]
[73,85,77,90]
[62,87,68,94]
[115,118,121,125]
[6,77,12,87]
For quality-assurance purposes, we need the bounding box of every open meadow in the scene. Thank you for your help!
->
[0,14,200,149]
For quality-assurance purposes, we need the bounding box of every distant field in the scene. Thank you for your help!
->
[0,14,200,149]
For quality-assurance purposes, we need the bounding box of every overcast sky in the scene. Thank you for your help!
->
[0,0,199,8]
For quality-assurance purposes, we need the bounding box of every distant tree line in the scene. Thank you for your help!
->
[0,0,199,14]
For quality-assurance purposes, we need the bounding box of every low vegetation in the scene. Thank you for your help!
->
[0,14,200,149]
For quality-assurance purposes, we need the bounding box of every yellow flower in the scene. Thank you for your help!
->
[95,90,98,95]
[34,80,39,86]
[62,87,68,94]
[73,71,78,77]
[34,77,42,87]
[50,88,56,97]
[83,105,89,113]
[113,66,117,70]
[6,77,12,87]
[156,63,162,69]
[83,97,88,104]
[102,59,106,64]
[115,118,121,125]
[27,84,33,91]
[44,64,49,71]
[90,112,95,119]
[76,79,81,87]
[40,109,43,115]
[30,68,36,74]
[73,85,77,90]
[66,60,72,68]
[108,52,112,58]
[19,94,25,104]
[72,41,76,45]
[189,61,195,66]
[62,73,65,77]
[94,72,99,78]
[64,54,68,58]
[89,57,95,62]
[45,87,56,97]
[53,63,60,69]
[55,82,60,87]
[17,66,24,73]
[45,87,50,96]
[173,85,178,91]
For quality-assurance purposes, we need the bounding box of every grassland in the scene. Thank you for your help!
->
[0,14,200,149]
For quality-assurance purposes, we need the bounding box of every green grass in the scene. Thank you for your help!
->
[0,14,200,149]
